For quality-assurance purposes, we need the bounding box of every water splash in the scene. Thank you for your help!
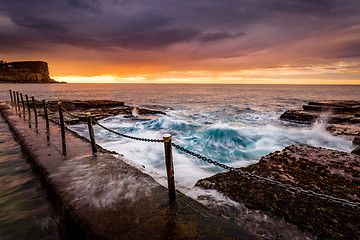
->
[132,107,139,117]
[51,154,156,209]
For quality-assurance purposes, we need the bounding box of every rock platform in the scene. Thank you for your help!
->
[0,101,257,240]
[196,145,360,240]
[34,99,166,125]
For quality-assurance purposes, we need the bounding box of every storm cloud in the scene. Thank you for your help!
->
[1,0,359,77]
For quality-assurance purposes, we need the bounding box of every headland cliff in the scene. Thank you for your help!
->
[0,60,62,83]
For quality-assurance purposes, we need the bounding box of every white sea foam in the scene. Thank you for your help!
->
[51,154,156,209]
[69,106,354,188]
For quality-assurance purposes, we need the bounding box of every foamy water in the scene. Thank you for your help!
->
[1,84,358,239]
[2,84,357,188]
[69,108,355,187]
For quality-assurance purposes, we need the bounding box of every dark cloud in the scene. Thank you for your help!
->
[14,15,69,33]
[112,28,201,49]
[0,0,359,68]
[198,32,245,42]
[68,0,99,9]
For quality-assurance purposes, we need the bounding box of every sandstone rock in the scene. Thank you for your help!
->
[196,145,360,239]
[0,61,59,83]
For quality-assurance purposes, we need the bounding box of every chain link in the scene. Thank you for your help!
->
[171,142,360,208]
[24,95,360,208]
[60,106,84,120]
[92,119,164,143]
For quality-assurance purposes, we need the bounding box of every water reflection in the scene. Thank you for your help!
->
[0,115,66,240]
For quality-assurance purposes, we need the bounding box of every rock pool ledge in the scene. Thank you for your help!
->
[0,102,257,240]
[196,145,360,240]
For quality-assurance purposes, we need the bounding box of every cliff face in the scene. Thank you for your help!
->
[0,61,58,83]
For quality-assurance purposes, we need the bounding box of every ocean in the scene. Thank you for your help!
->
[0,83,359,238]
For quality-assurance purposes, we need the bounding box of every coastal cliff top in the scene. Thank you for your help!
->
[0,60,63,83]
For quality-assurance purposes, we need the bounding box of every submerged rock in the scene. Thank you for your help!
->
[196,145,360,240]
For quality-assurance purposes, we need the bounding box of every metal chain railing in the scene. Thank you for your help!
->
[7,90,360,208]
[92,118,164,143]
[60,106,161,143]
[63,104,360,208]
[171,143,360,208]
[60,106,85,120]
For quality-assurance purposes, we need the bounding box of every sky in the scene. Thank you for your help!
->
[1,0,360,84]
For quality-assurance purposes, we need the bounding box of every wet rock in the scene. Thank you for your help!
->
[196,145,360,240]
[280,110,317,124]
[353,133,360,145]
[280,100,360,141]
[39,100,165,124]
[352,146,360,156]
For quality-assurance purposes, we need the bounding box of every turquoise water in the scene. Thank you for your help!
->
[1,84,359,187]
[0,83,359,237]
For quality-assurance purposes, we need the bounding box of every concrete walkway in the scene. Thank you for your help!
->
[0,102,258,240]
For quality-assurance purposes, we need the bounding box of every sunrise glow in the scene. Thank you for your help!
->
[1,1,359,84]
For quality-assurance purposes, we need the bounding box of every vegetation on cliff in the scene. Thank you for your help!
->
[0,60,62,83]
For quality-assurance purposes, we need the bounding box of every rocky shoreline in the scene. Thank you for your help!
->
[196,100,360,239]
[280,100,360,144]
[196,145,360,239]
[35,99,360,239]
[34,99,166,124]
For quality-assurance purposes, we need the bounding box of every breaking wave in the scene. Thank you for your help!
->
[70,109,354,187]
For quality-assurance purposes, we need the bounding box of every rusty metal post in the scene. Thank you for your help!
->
[20,92,25,109]
[25,94,32,128]
[163,134,176,203]
[25,94,31,117]
[20,93,25,117]
[16,91,21,116]
[43,99,50,142]
[13,92,16,105]
[16,91,20,105]
[42,99,49,129]
[31,95,37,122]
[9,90,13,102]
[86,112,97,155]
[58,102,66,156]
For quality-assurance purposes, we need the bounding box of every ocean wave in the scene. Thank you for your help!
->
[143,116,196,131]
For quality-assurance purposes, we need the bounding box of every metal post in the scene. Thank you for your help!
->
[43,99,50,142]
[25,94,31,117]
[163,134,176,203]
[13,92,16,105]
[58,102,66,156]
[16,91,20,105]
[25,94,31,128]
[31,95,37,121]
[86,112,97,155]
[20,92,25,109]
[9,90,13,102]
[20,93,25,117]
[42,99,49,129]
[16,91,20,116]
